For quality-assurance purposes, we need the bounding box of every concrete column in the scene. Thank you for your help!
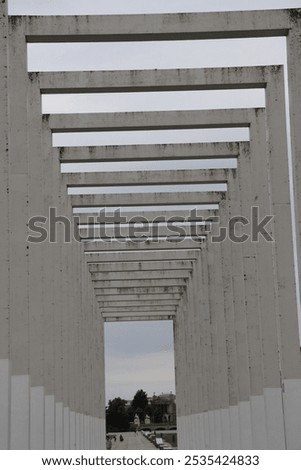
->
[191,255,206,449]
[287,13,301,317]
[27,74,46,450]
[265,68,301,449]
[42,119,57,450]
[226,170,253,450]
[207,224,231,449]
[8,18,30,451]
[174,298,186,448]
[0,1,10,451]
[206,236,227,450]
[183,279,193,448]
[218,197,241,449]
[239,131,285,449]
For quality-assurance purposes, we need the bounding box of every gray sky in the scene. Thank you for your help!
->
[11,0,301,402]
[105,321,175,402]
[8,0,301,15]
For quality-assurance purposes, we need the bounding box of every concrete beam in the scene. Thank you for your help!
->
[58,142,239,163]
[104,314,175,322]
[80,225,210,240]
[101,306,176,312]
[95,293,181,301]
[49,109,251,132]
[95,287,184,295]
[71,192,223,208]
[84,250,199,263]
[91,270,191,281]
[64,169,230,186]
[83,239,204,252]
[93,279,187,288]
[24,10,291,40]
[98,300,179,307]
[39,67,276,94]
[77,210,217,224]
[88,260,193,272]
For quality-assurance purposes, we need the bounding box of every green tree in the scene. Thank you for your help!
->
[152,405,164,423]
[106,397,130,432]
[131,389,148,421]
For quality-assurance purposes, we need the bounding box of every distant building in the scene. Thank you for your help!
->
[149,393,176,425]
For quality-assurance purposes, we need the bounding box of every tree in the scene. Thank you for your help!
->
[131,389,148,420]
[152,405,164,423]
[106,397,130,432]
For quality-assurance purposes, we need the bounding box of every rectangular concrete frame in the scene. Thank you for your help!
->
[17,79,300,450]
[21,9,301,291]
[2,6,300,448]
[48,101,296,450]
[42,63,300,448]
[44,70,300,448]
[4,93,290,450]
[38,86,251,450]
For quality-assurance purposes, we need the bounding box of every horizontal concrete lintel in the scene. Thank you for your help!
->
[39,66,282,94]
[50,108,253,131]
[95,294,182,301]
[104,315,175,322]
[98,300,179,307]
[64,169,231,187]
[101,306,176,312]
[77,210,217,224]
[22,10,292,40]
[71,191,224,208]
[95,287,184,295]
[88,260,193,272]
[84,250,199,262]
[59,142,241,163]
[96,285,183,293]
[92,279,187,288]
[81,230,210,241]
[84,240,203,252]
[91,269,192,280]
[42,84,264,95]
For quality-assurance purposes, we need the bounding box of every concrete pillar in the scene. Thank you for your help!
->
[191,255,206,449]
[8,18,30,451]
[287,13,301,320]
[0,1,10,451]
[174,298,187,448]
[265,68,301,449]
[239,134,285,448]
[217,197,241,449]
[207,224,231,449]
[200,244,218,449]
[41,119,57,450]
[27,73,46,450]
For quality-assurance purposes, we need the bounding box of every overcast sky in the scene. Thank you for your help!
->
[8,0,301,15]
[10,0,301,403]
[105,321,175,402]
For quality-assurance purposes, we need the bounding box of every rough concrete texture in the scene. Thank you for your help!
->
[1,4,301,449]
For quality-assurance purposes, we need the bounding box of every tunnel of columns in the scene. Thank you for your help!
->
[1,3,301,450]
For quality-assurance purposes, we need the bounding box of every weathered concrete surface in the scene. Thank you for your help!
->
[49,108,251,132]
[23,9,293,40]
[63,169,230,185]
[58,142,239,162]
[88,260,194,272]
[3,6,301,451]
[70,192,223,209]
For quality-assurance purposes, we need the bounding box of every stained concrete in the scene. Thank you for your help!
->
[2,4,301,450]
